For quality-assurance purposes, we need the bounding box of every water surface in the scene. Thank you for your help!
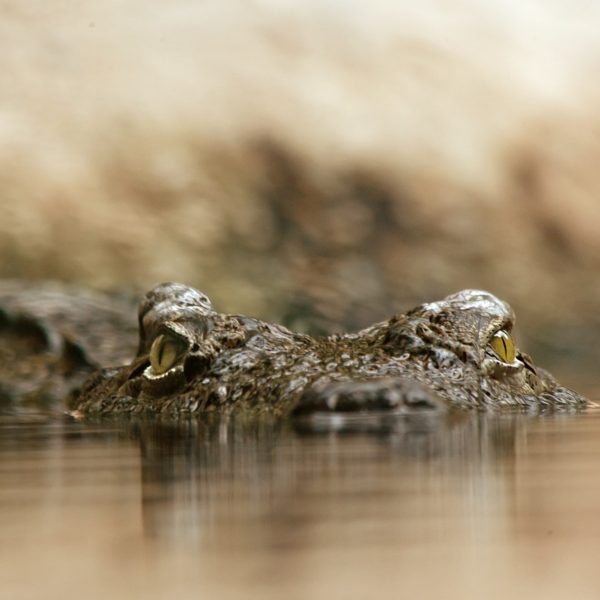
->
[2,409,600,599]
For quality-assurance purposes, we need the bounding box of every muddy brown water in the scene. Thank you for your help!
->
[2,403,600,600]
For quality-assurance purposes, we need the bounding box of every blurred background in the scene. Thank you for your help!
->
[2,0,600,382]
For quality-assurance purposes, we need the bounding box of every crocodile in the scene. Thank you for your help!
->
[61,282,585,416]
[0,280,587,416]
[0,280,138,413]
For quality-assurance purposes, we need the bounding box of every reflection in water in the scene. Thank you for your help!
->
[1,411,600,599]
[134,413,521,544]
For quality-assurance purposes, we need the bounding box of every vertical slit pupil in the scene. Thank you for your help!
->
[157,336,166,367]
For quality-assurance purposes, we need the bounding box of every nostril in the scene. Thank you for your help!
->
[9,316,55,354]
[60,338,92,375]
[293,378,447,415]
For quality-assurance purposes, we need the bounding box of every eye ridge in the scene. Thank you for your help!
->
[489,329,516,364]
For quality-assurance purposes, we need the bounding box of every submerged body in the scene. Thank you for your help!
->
[68,283,586,416]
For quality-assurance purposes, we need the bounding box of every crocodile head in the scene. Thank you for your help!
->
[73,283,587,416]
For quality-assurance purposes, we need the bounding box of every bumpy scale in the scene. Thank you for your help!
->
[73,283,587,416]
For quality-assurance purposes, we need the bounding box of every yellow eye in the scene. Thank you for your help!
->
[489,330,516,364]
[149,334,185,375]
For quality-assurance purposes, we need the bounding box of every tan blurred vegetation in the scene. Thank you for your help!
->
[2,0,600,370]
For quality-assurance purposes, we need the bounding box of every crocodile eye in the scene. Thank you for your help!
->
[489,330,516,363]
[149,334,186,375]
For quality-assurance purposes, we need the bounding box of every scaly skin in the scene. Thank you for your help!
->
[70,282,587,416]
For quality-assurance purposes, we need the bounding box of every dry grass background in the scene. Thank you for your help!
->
[2,0,600,372]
